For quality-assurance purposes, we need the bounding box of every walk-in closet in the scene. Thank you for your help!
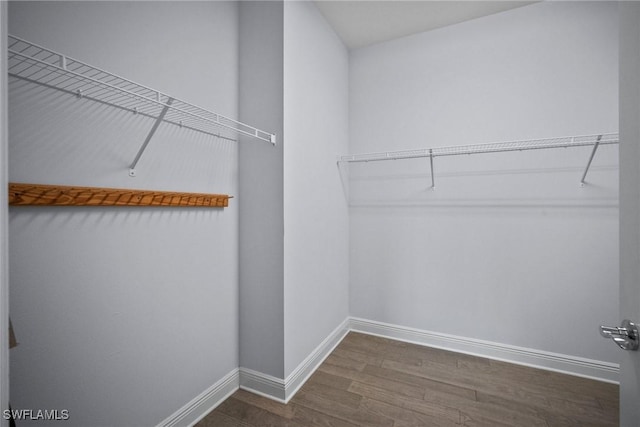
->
[1,1,639,426]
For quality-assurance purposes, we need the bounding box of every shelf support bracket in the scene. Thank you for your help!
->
[129,97,174,177]
[580,134,603,186]
[429,149,435,190]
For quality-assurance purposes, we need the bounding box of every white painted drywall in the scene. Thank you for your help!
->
[238,0,286,380]
[349,1,620,364]
[238,0,351,383]
[619,2,640,422]
[8,2,240,426]
[283,1,349,378]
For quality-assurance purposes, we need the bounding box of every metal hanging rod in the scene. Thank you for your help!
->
[338,133,619,188]
[7,35,277,146]
[338,133,618,163]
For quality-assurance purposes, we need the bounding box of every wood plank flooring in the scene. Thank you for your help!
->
[196,332,619,426]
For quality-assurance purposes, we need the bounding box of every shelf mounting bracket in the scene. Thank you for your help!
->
[429,149,435,190]
[129,97,174,177]
[580,134,603,186]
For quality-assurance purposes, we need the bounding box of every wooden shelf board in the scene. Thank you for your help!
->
[9,183,231,208]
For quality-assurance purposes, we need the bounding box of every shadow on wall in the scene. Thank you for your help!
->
[342,144,619,209]
[8,79,238,194]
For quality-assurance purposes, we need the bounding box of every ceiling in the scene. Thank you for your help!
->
[314,1,538,50]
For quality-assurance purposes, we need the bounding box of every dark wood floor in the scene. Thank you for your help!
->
[196,332,619,426]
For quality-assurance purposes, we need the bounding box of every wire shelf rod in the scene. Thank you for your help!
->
[8,34,276,145]
[10,72,238,144]
[10,50,238,137]
[338,133,619,164]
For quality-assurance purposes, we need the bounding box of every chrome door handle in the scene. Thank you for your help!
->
[600,319,639,351]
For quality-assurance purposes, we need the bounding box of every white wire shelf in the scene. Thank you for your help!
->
[338,133,618,163]
[338,133,619,188]
[7,34,276,145]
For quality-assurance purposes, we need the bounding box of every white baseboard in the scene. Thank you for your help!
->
[156,368,239,427]
[157,318,350,426]
[239,317,351,403]
[283,317,351,402]
[239,367,287,403]
[349,317,620,384]
[159,316,618,426]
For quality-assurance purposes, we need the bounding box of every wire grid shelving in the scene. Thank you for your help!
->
[338,133,619,188]
[7,35,276,145]
[338,133,619,163]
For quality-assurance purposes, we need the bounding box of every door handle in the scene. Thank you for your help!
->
[600,319,639,351]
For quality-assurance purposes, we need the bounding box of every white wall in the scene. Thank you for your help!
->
[238,0,285,381]
[349,1,620,365]
[283,1,349,378]
[238,0,351,391]
[8,2,240,425]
